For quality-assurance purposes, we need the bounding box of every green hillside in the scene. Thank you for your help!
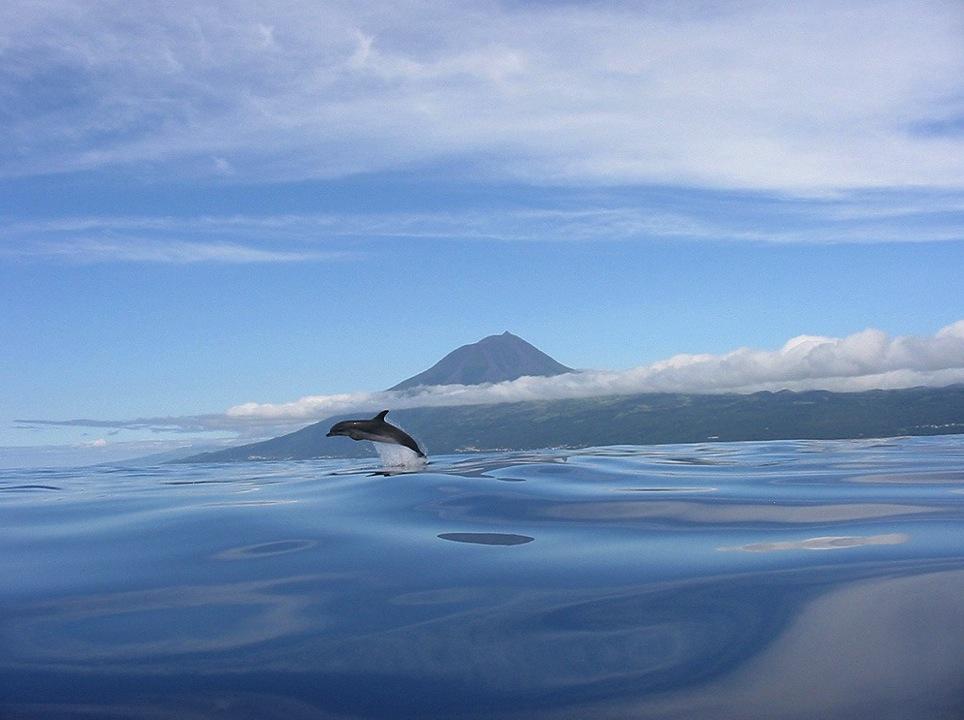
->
[178,385,964,463]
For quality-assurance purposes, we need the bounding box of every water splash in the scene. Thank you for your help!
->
[372,442,427,470]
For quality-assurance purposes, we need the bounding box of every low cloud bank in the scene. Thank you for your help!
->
[23,321,964,437]
[228,321,964,423]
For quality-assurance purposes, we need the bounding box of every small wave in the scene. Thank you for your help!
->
[617,486,717,493]
[214,539,316,560]
[0,484,61,491]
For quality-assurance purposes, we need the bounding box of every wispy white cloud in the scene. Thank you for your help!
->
[0,237,353,264]
[4,198,962,257]
[3,1,964,192]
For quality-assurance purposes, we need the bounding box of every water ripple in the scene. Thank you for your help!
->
[1,435,963,719]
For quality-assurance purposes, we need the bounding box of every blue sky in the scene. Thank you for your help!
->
[2,1,963,466]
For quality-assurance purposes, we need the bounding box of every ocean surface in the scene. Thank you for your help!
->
[2,436,964,719]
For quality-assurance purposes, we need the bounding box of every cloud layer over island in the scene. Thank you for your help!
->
[18,321,964,441]
[226,321,964,424]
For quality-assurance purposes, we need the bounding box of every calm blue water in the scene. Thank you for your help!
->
[2,436,964,719]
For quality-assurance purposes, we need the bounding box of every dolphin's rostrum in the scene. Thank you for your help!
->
[326,410,426,458]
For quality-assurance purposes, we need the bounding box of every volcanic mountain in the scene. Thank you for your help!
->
[389,331,574,390]
[176,332,575,463]
[174,326,964,464]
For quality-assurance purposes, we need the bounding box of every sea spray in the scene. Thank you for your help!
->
[373,442,427,469]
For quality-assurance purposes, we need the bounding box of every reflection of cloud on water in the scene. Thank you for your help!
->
[8,566,963,718]
[390,587,489,606]
[0,575,335,662]
[719,533,908,553]
[541,500,938,524]
[595,568,964,720]
[851,471,964,485]
[213,539,317,560]
[254,574,799,696]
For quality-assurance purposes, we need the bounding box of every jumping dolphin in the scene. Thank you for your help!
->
[326,410,426,458]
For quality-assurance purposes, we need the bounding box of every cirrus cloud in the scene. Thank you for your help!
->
[0,237,353,264]
[2,1,964,191]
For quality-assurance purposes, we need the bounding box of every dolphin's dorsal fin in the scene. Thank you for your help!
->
[373,410,389,422]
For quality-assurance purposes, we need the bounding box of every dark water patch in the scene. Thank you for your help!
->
[437,532,535,546]
[0,484,61,491]
[163,478,248,485]
[663,456,733,465]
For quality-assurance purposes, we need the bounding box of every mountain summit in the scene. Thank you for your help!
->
[390,332,574,390]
